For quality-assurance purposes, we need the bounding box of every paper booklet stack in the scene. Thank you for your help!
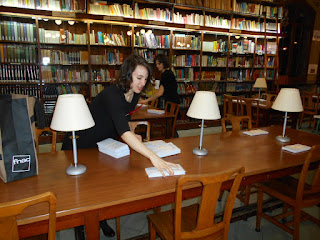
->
[144,140,181,158]
[282,144,311,153]
[145,164,186,178]
[243,129,269,136]
[96,138,130,158]
[147,109,165,114]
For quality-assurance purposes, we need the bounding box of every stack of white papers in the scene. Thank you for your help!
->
[144,140,181,158]
[243,129,269,136]
[97,138,130,158]
[145,164,186,178]
[147,109,165,115]
[282,144,311,153]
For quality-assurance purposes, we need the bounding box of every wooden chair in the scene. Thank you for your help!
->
[36,127,57,153]
[149,99,159,108]
[0,192,56,240]
[298,92,320,129]
[221,115,252,132]
[241,98,261,128]
[165,101,180,138]
[147,167,245,240]
[223,94,241,117]
[256,145,320,240]
[129,121,151,141]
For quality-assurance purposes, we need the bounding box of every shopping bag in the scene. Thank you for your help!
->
[0,94,38,183]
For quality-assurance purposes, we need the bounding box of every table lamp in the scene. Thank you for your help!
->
[253,78,267,99]
[187,91,221,155]
[50,94,95,175]
[271,88,303,143]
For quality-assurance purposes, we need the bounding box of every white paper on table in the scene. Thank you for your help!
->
[145,164,186,178]
[282,144,311,153]
[243,129,269,136]
[144,140,181,158]
[147,109,165,115]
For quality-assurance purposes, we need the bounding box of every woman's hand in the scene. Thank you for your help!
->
[149,156,178,177]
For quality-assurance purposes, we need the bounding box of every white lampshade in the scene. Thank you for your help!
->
[272,88,303,113]
[50,94,95,132]
[253,78,267,89]
[187,91,221,120]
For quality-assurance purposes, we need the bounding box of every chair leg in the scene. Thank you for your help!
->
[218,191,224,202]
[298,113,304,128]
[293,208,301,240]
[244,186,251,206]
[255,188,263,232]
[116,217,121,240]
[149,221,156,240]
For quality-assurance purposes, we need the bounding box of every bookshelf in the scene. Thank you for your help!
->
[0,0,285,128]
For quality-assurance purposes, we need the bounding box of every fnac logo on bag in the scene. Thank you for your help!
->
[12,155,31,172]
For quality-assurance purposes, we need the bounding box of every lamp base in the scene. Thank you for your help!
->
[192,148,208,156]
[276,135,290,143]
[66,164,87,176]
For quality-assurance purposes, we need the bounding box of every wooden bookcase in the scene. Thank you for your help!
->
[0,0,285,128]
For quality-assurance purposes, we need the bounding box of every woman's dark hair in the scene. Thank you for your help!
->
[115,54,152,93]
[154,54,170,69]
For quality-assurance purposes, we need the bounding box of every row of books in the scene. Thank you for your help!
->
[229,39,255,54]
[211,82,226,93]
[134,33,159,49]
[173,12,204,26]
[234,2,283,19]
[226,82,251,92]
[39,28,88,45]
[89,3,133,18]
[174,68,197,81]
[228,57,253,68]
[41,49,89,65]
[266,69,275,80]
[228,69,251,81]
[205,15,230,29]
[254,56,265,68]
[202,55,227,67]
[0,84,41,97]
[0,0,84,11]
[91,50,123,65]
[41,66,89,82]
[202,40,228,53]
[172,34,200,50]
[179,96,193,108]
[134,3,172,22]
[177,83,198,95]
[91,69,120,82]
[0,21,36,42]
[91,83,105,97]
[267,57,275,67]
[90,31,128,46]
[134,49,155,64]
[172,54,200,67]
[0,44,37,63]
[201,71,225,81]
[0,64,39,82]
[42,84,82,99]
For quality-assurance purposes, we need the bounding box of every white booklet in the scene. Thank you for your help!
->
[97,138,130,158]
[144,140,181,158]
[282,144,311,153]
[147,109,165,115]
[145,164,186,178]
[243,129,269,136]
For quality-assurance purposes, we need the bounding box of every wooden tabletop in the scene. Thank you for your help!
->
[130,105,175,121]
[1,126,319,239]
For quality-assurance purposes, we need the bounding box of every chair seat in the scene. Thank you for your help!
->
[148,204,222,240]
[259,176,320,207]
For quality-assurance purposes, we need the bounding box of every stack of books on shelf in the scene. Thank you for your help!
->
[201,71,223,81]
[173,12,204,26]
[204,15,231,29]
[175,68,195,81]
[90,69,120,82]
[97,138,130,159]
[39,29,87,45]
[90,31,127,46]
[41,67,89,83]
[173,34,201,50]
[0,44,37,63]
[173,54,200,67]
[89,2,133,18]
[91,84,105,97]
[202,40,228,53]
[0,21,37,42]
[134,3,172,22]
[0,65,39,83]
[90,50,123,65]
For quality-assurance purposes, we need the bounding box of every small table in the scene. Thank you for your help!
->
[131,106,175,138]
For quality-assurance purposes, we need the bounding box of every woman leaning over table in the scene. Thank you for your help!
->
[62,54,177,238]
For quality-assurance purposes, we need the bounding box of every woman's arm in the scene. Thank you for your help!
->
[121,131,177,176]
[139,85,164,104]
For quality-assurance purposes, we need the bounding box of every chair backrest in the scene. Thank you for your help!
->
[242,98,260,127]
[223,94,240,117]
[174,167,245,240]
[164,101,180,138]
[301,91,320,113]
[221,115,252,132]
[149,99,159,108]
[296,145,320,203]
[129,121,150,141]
[0,192,56,240]
[261,93,277,108]
[36,127,57,153]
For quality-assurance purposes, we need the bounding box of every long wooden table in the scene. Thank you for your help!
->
[131,105,175,138]
[1,126,320,239]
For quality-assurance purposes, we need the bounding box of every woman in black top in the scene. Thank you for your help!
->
[139,54,179,106]
[62,54,177,238]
